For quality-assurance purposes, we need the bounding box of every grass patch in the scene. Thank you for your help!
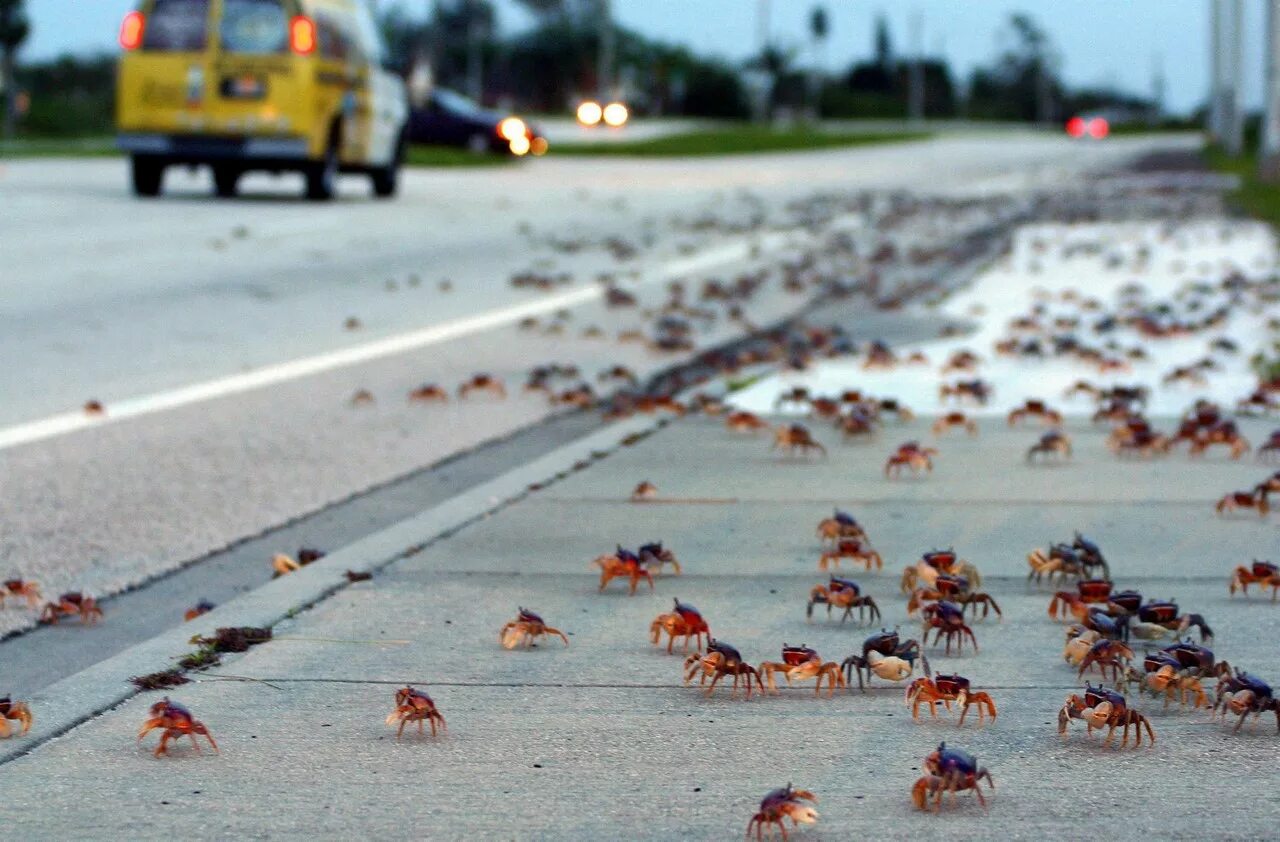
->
[552,127,931,157]
[0,137,119,158]
[405,145,517,168]
[1204,146,1280,228]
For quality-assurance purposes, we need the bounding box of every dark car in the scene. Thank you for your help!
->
[406,88,546,156]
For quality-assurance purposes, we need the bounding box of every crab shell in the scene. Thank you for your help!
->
[867,650,913,681]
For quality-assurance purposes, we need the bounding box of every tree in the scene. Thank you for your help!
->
[0,0,30,139]
[968,13,1062,122]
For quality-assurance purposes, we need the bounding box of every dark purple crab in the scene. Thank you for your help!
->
[746,783,819,839]
[1071,532,1111,580]
[921,600,979,654]
[841,629,930,690]
[637,542,682,576]
[1129,599,1213,643]
[682,638,762,697]
[914,742,995,810]
[1214,669,1280,732]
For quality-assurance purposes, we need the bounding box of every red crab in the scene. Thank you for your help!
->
[1058,684,1155,747]
[0,578,43,610]
[726,411,769,433]
[907,574,1002,621]
[408,384,448,403]
[592,547,654,595]
[807,577,881,625]
[650,598,710,653]
[458,373,506,399]
[1231,560,1280,601]
[1188,420,1250,459]
[500,607,569,649]
[386,686,447,739]
[1216,488,1269,517]
[885,441,937,477]
[913,742,995,811]
[818,538,883,572]
[906,674,997,725]
[1007,399,1062,426]
[39,592,102,625]
[746,784,818,839]
[682,639,762,697]
[138,697,218,757]
[772,424,826,457]
[1048,579,1115,622]
[758,644,846,696]
[0,696,33,739]
[921,601,978,654]
[931,412,976,437]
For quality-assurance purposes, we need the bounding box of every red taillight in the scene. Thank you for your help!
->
[1087,117,1110,139]
[120,11,145,51]
[1065,116,1085,138]
[290,15,317,55]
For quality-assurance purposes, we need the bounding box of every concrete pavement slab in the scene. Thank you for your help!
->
[0,414,1275,838]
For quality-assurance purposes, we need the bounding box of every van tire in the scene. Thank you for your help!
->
[213,166,241,198]
[370,136,405,199]
[131,155,164,197]
[306,138,339,201]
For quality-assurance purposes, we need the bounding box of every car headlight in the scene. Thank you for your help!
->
[603,102,629,127]
[509,135,531,156]
[576,101,603,127]
[499,117,527,142]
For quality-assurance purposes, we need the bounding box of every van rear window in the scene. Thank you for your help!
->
[142,0,210,51]
[220,0,288,54]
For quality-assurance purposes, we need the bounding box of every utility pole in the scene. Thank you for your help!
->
[1223,0,1244,155]
[907,10,924,123]
[1209,0,1224,140]
[1262,0,1280,177]
[597,0,615,101]
[465,0,483,102]
[1149,52,1164,127]
[750,0,772,123]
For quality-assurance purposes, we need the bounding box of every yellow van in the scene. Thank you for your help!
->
[116,0,408,200]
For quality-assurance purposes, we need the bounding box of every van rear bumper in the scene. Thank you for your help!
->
[117,133,311,162]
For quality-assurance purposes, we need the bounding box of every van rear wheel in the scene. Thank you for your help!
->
[213,165,241,198]
[306,141,338,201]
[370,137,405,199]
[131,155,164,198]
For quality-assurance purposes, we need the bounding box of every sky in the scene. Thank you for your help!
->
[21,0,1267,116]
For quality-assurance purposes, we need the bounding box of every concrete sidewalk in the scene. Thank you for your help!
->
[2,415,1278,839]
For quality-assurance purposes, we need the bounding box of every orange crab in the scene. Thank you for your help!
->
[500,607,569,649]
[758,644,846,697]
[386,686,447,739]
[650,598,710,653]
[39,592,102,625]
[816,511,866,546]
[931,412,976,437]
[592,547,654,595]
[137,697,218,757]
[906,674,997,725]
[0,696,32,739]
[0,578,43,609]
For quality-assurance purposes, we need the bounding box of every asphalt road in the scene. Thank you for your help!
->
[0,134,1193,641]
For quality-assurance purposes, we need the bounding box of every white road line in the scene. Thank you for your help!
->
[0,239,758,453]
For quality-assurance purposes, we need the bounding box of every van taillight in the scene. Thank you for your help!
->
[119,11,145,50]
[290,16,317,55]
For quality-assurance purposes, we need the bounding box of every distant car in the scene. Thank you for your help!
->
[116,0,409,200]
[407,89,546,156]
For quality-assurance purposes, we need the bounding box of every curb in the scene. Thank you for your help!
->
[0,411,669,765]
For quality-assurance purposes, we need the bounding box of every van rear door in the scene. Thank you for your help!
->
[213,0,309,140]
[117,0,217,135]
